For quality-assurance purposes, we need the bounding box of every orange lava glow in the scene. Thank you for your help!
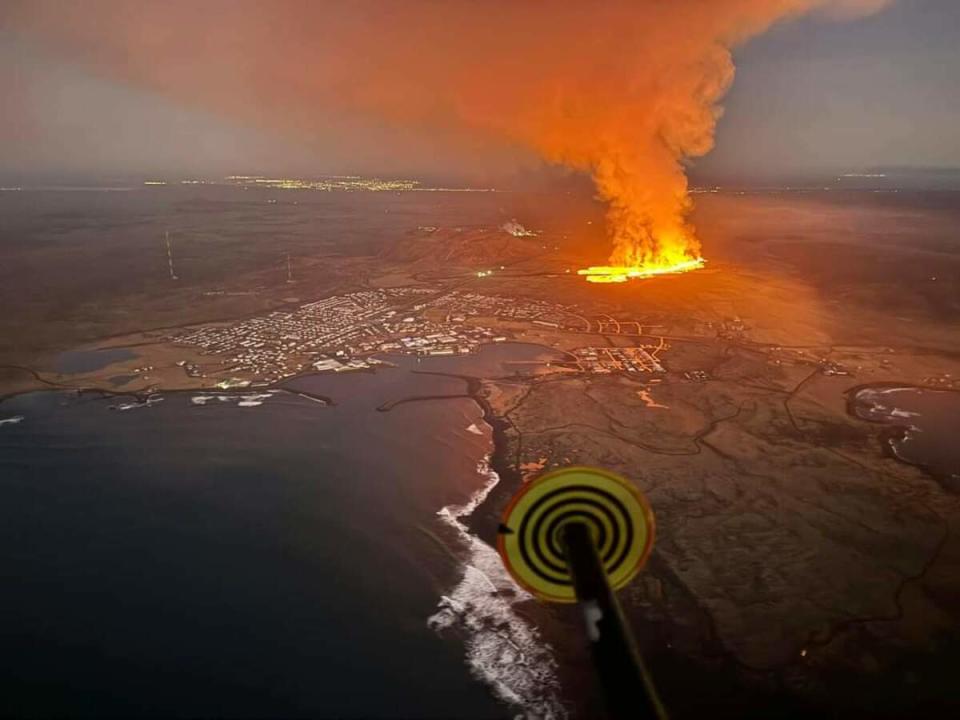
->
[578,257,706,283]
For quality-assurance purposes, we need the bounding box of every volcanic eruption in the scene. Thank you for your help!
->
[6,0,891,280]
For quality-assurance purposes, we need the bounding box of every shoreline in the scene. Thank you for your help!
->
[12,344,949,716]
[372,359,582,717]
[429,451,566,718]
[845,381,960,491]
[0,348,352,407]
[1,346,573,717]
[400,367,593,717]
[392,369,525,543]
[0,380,336,411]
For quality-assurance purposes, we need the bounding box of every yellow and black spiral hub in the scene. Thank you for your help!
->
[497,466,655,603]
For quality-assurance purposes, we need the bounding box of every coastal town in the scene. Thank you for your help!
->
[169,288,671,385]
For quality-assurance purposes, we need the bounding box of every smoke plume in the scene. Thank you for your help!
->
[4,0,891,267]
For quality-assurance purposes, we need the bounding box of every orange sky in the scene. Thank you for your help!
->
[5,1,894,265]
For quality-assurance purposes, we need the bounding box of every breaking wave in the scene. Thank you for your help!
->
[109,395,163,411]
[191,391,277,407]
[429,437,566,718]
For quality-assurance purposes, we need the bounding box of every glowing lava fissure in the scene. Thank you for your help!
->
[578,257,706,283]
[577,146,708,282]
[579,219,706,283]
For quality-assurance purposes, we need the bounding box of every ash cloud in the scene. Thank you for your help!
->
[5,0,891,264]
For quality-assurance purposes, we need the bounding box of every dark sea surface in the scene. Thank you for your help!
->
[0,345,562,718]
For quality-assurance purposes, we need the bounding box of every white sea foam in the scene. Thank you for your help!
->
[110,395,163,411]
[192,391,277,408]
[0,415,24,427]
[237,393,273,407]
[430,436,566,718]
[858,388,924,423]
[870,387,908,396]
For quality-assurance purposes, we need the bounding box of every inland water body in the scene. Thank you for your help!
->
[851,384,960,491]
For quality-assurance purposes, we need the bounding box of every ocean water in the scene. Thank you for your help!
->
[0,345,564,718]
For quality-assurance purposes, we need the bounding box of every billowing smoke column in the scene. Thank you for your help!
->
[7,1,890,279]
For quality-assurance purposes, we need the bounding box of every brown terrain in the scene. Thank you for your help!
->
[456,202,960,715]
[2,188,958,716]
